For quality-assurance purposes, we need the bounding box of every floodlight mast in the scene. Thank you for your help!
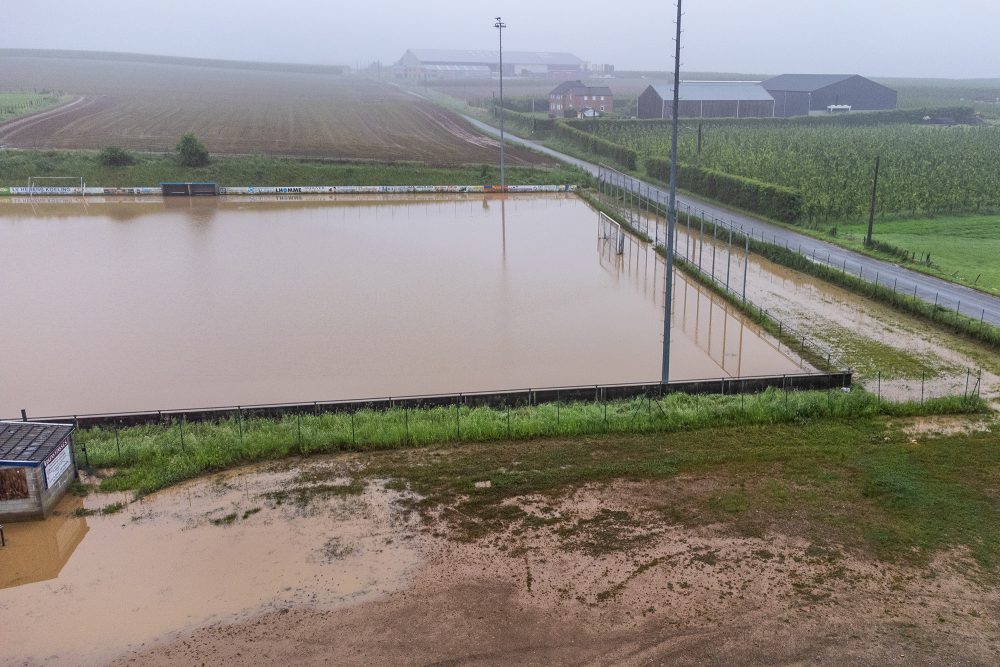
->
[662,0,682,384]
[495,16,507,191]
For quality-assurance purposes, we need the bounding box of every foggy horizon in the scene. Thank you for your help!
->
[4,0,998,80]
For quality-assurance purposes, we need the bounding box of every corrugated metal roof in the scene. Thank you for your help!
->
[647,82,775,102]
[406,49,584,66]
[0,421,74,464]
[762,74,856,92]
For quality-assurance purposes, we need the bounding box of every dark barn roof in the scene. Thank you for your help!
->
[762,74,856,91]
[0,421,74,464]
[551,80,613,96]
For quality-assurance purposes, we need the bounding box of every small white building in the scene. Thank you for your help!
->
[1,422,77,522]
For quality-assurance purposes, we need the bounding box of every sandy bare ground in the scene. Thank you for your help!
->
[93,464,1000,666]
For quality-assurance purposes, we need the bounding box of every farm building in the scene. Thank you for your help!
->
[549,81,614,116]
[762,74,898,117]
[1,422,77,522]
[638,82,776,119]
[396,49,585,80]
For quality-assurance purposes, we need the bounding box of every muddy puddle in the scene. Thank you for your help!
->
[0,462,421,665]
[619,203,998,401]
[0,194,804,418]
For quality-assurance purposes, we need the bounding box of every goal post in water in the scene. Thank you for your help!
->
[26,176,85,196]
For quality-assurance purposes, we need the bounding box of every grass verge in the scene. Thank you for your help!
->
[0,150,589,189]
[834,215,1000,297]
[77,389,985,497]
[0,91,69,124]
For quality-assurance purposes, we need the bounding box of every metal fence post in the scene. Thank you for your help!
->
[115,427,121,462]
[297,413,303,452]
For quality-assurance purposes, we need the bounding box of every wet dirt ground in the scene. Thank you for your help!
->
[2,455,998,666]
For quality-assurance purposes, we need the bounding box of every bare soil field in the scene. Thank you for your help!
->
[0,54,550,166]
[4,417,999,666]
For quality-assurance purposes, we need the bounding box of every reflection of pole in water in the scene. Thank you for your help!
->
[501,198,507,262]
[736,317,745,376]
[695,275,702,347]
[721,300,729,374]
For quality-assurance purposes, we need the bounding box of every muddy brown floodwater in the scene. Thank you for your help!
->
[0,194,805,418]
[0,463,422,665]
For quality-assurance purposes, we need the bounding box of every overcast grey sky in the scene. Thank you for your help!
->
[4,0,997,78]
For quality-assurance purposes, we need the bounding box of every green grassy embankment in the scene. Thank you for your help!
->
[77,389,985,497]
[0,150,589,189]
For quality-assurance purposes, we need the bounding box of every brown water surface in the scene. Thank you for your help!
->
[0,195,804,417]
[0,462,420,665]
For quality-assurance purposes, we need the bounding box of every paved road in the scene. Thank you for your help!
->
[464,114,1000,328]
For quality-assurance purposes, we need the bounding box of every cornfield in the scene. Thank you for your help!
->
[587,121,1000,221]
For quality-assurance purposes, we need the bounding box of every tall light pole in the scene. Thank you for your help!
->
[495,16,507,191]
[662,0,682,384]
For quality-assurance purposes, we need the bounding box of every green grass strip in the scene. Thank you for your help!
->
[77,388,985,498]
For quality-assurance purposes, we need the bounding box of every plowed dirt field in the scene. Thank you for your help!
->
[0,54,550,166]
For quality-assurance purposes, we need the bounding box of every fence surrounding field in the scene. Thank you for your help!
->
[595,165,987,402]
[0,184,577,197]
[16,373,853,430]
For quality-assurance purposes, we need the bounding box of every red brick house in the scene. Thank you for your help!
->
[549,81,614,117]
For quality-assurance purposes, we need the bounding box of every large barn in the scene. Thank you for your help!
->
[396,49,584,80]
[637,82,776,119]
[762,74,898,117]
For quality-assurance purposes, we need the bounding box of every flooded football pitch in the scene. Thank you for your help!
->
[0,194,806,418]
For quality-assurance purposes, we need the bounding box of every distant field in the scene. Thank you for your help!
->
[0,54,550,166]
[0,91,66,123]
[879,77,1000,117]
[836,215,1000,296]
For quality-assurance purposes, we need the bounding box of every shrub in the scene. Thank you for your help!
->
[176,133,210,167]
[99,146,135,167]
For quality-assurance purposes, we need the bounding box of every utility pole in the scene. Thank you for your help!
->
[865,155,880,247]
[662,0,682,385]
[495,16,507,191]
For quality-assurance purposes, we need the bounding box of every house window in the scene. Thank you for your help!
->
[600,105,606,112]
[601,96,605,101]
